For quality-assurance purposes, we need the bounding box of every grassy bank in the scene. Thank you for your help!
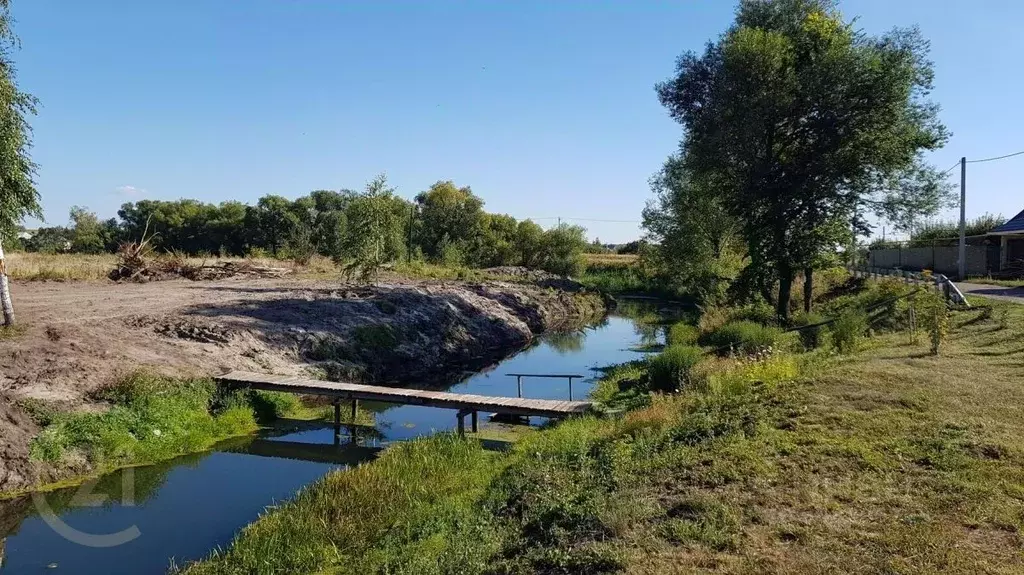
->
[181,288,1024,574]
[11,373,312,497]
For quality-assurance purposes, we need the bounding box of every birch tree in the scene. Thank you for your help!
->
[0,0,40,327]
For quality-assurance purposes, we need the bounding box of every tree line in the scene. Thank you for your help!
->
[11,175,590,277]
[640,0,953,320]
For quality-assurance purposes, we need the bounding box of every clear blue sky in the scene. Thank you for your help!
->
[12,0,1024,243]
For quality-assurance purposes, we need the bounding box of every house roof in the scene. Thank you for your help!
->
[990,209,1024,235]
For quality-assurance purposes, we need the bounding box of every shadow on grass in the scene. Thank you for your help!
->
[971,347,1024,358]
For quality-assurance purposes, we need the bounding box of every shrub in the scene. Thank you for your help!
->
[917,290,949,355]
[667,322,699,346]
[729,301,779,326]
[697,306,731,335]
[250,391,301,423]
[791,312,826,350]
[648,345,705,393]
[830,310,867,354]
[699,321,781,356]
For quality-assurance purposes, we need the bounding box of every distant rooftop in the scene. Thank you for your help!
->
[990,210,1024,235]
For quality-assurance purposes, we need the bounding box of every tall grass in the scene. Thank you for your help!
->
[699,320,782,356]
[29,374,301,474]
[648,345,705,393]
[5,252,117,280]
[181,435,504,575]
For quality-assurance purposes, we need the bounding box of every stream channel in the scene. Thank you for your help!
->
[0,300,677,574]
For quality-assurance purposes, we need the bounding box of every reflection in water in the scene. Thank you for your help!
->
[0,299,679,574]
[0,433,374,575]
[544,329,586,355]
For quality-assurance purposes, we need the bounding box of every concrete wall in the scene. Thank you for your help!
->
[868,245,990,277]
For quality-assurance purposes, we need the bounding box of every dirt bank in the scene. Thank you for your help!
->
[0,276,607,493]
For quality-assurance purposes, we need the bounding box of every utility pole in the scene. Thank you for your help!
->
[958,156,967,280]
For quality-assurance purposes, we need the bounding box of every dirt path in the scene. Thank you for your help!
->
[0,276,606,492]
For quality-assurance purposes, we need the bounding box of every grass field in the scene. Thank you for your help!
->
[583,252,639,267]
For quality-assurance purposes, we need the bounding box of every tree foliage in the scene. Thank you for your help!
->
[655,0,949,319]
[342,174,407,281]
[0,0,38,240]
[642,155,741,304]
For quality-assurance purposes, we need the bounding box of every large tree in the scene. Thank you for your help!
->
[0,0,39,326]
[657,0,948,319]
[414,181,485,262]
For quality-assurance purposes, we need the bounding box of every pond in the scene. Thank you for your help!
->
[0,300,676,574]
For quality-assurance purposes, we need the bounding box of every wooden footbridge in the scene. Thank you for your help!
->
[216,371,594,436]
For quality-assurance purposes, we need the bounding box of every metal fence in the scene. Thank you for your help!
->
[848,266,970,307]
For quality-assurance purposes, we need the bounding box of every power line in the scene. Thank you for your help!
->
[941,160,960,175]
[529,216,641,224]
[966,150,1024,164]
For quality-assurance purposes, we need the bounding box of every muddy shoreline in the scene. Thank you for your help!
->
[0,276,609,495]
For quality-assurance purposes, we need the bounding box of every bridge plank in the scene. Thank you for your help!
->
[217,371,594,419]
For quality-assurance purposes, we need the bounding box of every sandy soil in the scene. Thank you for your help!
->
[0,275,605,492]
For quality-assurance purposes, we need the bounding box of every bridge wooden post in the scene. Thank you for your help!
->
[471,410,479,433]
[516,376,523,398]
[567,377,575,401]
[333,400,341,438]
[456,409,468,437]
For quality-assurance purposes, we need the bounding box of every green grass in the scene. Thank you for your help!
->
[579,264,651,294]
[180,435,505,575]
[964,277,1024,288]
[27,374,307,482]
[666,322,699,346]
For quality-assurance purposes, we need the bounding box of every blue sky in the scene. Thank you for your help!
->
[12,0,1024,243]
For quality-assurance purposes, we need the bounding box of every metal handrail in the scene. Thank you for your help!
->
[505,373,586,401]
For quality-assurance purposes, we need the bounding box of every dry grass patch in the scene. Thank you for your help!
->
[4,252,336,281]
[628,298,1024,574]
[584,253,640,267]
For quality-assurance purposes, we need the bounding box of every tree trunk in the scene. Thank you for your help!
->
[776,265,794,322]
[0,238,15,326]
[803,267,814,313]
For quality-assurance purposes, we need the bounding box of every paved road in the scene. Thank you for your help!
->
[957,282,1024,304]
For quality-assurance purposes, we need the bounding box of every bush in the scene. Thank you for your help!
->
[830,310,867,354]
[699,321,781,356]
[648,345,705,393]
[729,301,779,326]
[697,306,731,335]
[791,312,826,350]
[667,322,700,346]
